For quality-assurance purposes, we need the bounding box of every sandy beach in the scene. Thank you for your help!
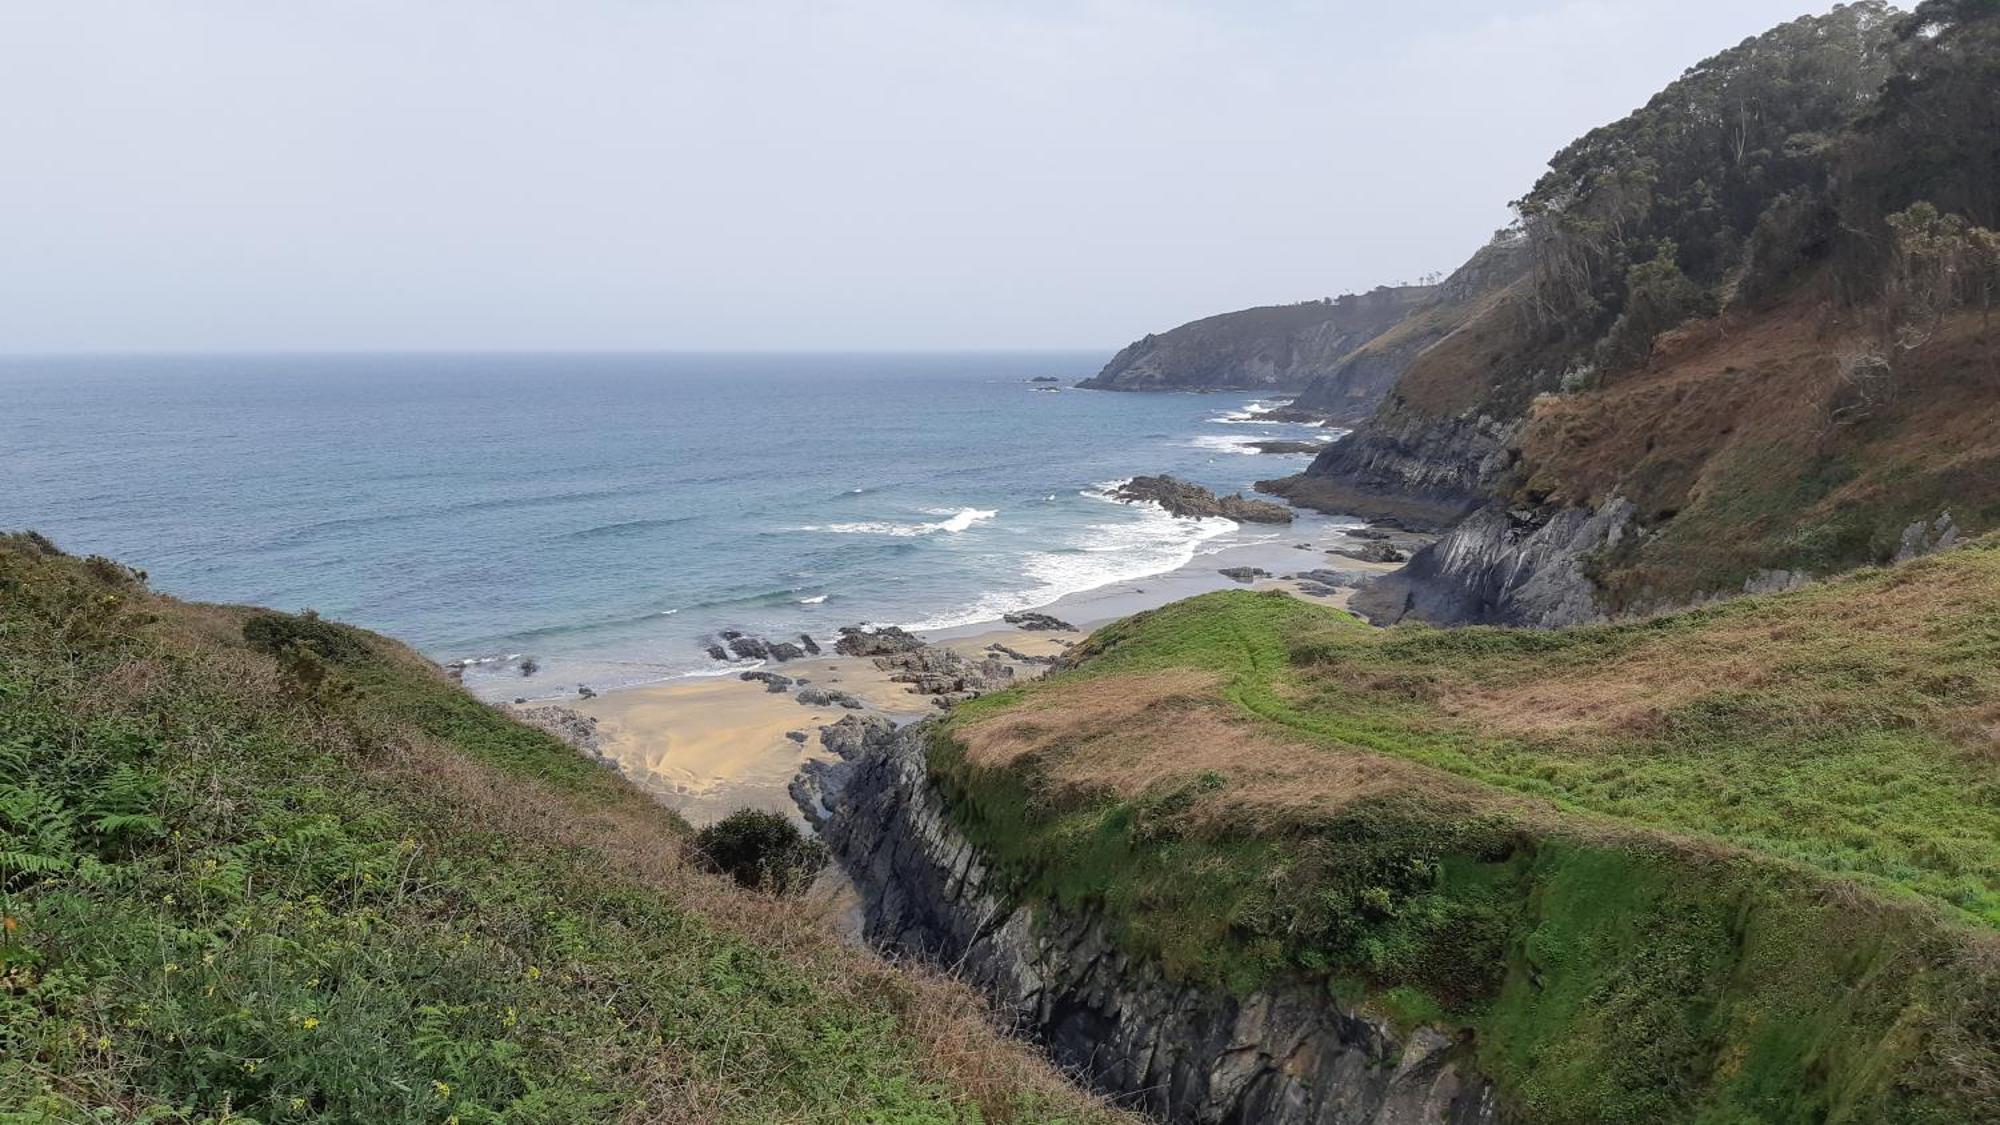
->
[560,523,1417,825]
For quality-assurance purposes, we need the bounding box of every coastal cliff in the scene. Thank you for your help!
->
[809,581,2000,1124]
[822,721,1498,1125]
[1081,286,1433,394]
[1281,236,1529,426]
[1264,3,2000,626]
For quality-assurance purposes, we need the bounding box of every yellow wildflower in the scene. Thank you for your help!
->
[301,1017,320,1031]
[432,1080,452,1098]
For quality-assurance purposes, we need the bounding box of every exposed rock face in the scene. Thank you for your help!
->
[1219,566,1270,583]
[818,725,1499,1125]
[1081,287,1435,393]
[1117,476,1294,524]
[1351,498,1635,628]
[790,713,901,829]
[1258,411,1512,530]
[1895,512,1961,563]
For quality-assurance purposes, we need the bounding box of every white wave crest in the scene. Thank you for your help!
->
[1188,434,1263,455]
[1210,399,1280,424]
[801,507,997,537]
[900,497,1235,631]
[799,594,828,604]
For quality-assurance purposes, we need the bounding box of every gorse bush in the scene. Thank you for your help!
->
[694,809,828,894]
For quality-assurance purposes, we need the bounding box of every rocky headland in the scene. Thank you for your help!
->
[1079,287,1434,393]
[1115,475,1292,524]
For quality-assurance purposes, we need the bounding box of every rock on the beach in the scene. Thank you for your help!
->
[727,636,771,661]
[766,641,807,662]
[1332,541,1407,564]
[1115,475,1293,524]
[797,686,867,710]
[987,642,1057,666]
[834,624,927,657]
[741,670,795,693]
[1003,611,1075,631]
[1288,568,1370,588]
[1218,566,1270,583]
[875,646,1012,699]
[704,643,729,662]
[785,729,810,744]
[799,633,822,656]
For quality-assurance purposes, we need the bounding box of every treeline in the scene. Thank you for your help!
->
[1501,0,2000,381]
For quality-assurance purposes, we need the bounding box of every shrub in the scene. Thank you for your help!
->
[241,611,371,664]
[694,809,827,894]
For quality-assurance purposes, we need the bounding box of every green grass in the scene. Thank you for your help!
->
[0,536,1117,1124]
[932,547,2000,1123]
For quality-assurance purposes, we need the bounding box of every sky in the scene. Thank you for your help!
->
[1,0,1839,353]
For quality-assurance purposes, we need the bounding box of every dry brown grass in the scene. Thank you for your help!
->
[956,672,1499,833]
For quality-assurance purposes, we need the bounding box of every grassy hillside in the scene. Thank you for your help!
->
[0,533,1122,1124]
[929,545,2000,1122]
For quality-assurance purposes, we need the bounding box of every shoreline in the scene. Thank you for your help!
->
[545,517,1420,825]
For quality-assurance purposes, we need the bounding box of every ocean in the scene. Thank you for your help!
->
[1,353,1350,698]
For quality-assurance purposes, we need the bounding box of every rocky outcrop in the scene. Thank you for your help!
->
[790,713,901,829]
[1245,439,1326,455]
[1351,498,1635,628]
[834,625,928,658]
[1117,476,1293,524]
[1081,287,1435,393]
[1218,566,1270,583]
[874,645,1013,705]
[710,631,820,663]
[502,704,601,753]
[1002,611,1075,631]
[1258,411,1513,530]
[817,725,1499,1125]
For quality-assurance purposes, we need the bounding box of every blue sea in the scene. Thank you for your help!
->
[2,353,1347,697]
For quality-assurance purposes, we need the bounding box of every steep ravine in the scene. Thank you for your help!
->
[815,722,1499,1125]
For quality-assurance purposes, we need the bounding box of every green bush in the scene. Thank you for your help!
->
[694,810,827,894]
[241,611,373,665]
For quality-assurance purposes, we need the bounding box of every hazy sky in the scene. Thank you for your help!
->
[3,0,1836,353]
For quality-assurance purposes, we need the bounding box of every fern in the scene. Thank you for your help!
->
[0,784,76,891]
[0,739,30,784]
[81,765,162,845]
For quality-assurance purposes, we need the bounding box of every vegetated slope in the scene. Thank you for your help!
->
[1079,286,1433,394]
[927,548,2000,1123]
[1265,1,2000,621]
[0,533,1123,1124]
[1281,235,1528,426]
